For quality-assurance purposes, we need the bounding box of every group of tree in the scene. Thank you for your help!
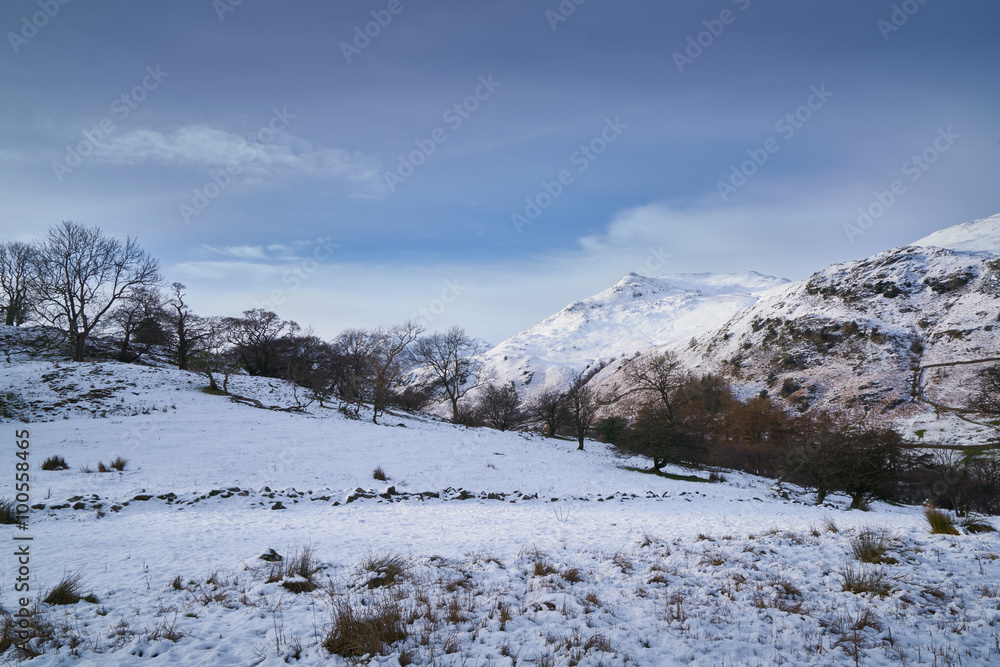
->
[6,223,999,513]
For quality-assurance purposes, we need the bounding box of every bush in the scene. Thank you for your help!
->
[41,455,69,471]
[109,456,128,472]
[323,596,406,658]
[43,572,98,605]
[372,466,387,482]
[0,498,20,525]
[924,505,960,535]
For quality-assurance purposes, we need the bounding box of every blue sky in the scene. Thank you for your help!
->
[2,0,999,344]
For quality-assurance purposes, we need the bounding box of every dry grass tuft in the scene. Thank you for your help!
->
[924,505,960,535]
[43,572,98,606]
[322,596,406,658]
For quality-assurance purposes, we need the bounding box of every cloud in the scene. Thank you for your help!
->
[92,125,384,191]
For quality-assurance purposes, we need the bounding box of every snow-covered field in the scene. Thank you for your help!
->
[3,360,1000,665]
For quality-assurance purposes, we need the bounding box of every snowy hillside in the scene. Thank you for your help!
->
[914,212,1000,255]
[590,213,1000,443]
[482,272,788,400]
[2,357,999,665]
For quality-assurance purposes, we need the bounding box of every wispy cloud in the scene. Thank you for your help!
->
[92,125,383,191]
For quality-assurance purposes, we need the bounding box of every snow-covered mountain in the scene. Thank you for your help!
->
[588,212,1000,441]
[913,212,1000,254]
[482,271,788,399]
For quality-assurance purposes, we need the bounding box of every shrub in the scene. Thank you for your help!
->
[43,572,98,605]
[97,461,110,473]
[322,596,406,658]
[924,505,960,535]
[372,466,387,482]
[109,456,128,472]
[41,455,69,471]
[0,498,20,525]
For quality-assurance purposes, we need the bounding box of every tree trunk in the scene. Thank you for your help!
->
[73,334,87,362]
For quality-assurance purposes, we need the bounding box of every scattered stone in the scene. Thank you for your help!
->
[259,548,283,562]
[270,502,286,510]
[133,494,153,501]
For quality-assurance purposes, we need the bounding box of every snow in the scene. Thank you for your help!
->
[913,212,1000,255]
[2,356,999,665]
[482,272,788,400]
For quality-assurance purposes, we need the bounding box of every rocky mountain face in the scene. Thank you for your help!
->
[582,214,1000,441]
[480,271,788,402]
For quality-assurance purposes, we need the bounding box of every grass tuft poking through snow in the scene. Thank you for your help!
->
[924,504,960,535]
[42,572,98,605]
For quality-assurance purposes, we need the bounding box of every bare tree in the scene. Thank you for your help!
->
[329,328,377,417]
[412,326,489,423]
[368,321,423,424]
[620,350,687,421]
[476,381,522,431]
[165,282,209,371]
[191,316,239,393]
[33,221,160,361]
[567,371,599,451]
[0,241,36,326]
[224,308,299,377]
[526,388,567,436]
[107,286,166,362]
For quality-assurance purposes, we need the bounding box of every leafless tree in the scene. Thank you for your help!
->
[329,327,377,417]
[191,316,239,393]
[106,286,167,362]
[368,321,423,423]
[33,221,160,361]
[164,282,210,371]
[567,371,600,451]
[526,388,568,436]
[620,350,687,421]
[224,308,299,377]
[412,326,489,422]
[0,241,36,326]
[476,381,522,431]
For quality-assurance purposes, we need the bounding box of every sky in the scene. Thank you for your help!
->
[1,0,999,345]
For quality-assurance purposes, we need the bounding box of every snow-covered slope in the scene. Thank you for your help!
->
[913,212,1000,255]
[2,353,999,665]
[483,271,788,399]
[591,213,1000,442]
